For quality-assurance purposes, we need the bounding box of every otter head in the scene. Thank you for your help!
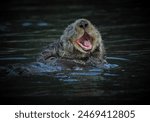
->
[60,18,103,54]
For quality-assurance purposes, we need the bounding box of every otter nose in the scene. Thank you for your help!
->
[79,20,88,29]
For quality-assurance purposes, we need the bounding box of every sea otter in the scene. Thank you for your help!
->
[37,19,106,68]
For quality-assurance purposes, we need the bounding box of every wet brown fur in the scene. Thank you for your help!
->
[37,19,106,68]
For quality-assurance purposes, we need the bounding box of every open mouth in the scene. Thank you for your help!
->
[76,32,93,51]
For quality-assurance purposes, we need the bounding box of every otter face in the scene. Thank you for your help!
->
[61,19,102,54]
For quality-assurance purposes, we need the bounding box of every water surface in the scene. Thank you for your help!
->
[0,0,150,104]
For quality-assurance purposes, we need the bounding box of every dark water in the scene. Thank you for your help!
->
[0,0,150,104]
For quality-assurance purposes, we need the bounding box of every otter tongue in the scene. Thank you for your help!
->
[83,40,92,50]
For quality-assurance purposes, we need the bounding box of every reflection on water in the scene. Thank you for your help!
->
[0,0,150,104]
